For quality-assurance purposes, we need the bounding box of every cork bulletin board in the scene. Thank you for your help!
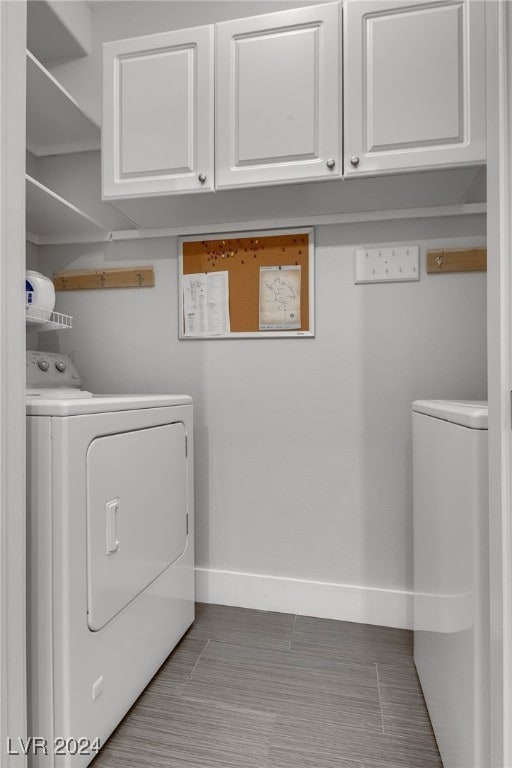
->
[178,228,315,338]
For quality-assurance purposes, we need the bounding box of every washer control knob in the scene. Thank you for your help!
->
[37,360,49,372]
[55,360,66,372]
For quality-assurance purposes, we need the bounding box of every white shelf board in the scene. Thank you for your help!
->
[26,175,107,244]
[26,51,100,157]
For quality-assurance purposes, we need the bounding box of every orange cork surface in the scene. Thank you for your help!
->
[182,233,310,333]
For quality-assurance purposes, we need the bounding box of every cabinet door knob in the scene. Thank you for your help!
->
[198,173,207,184]
[326,158,336,169]
[350,156,360,167]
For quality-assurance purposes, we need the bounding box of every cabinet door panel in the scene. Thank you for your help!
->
[236,29,317,164]
[344,0,485,175]
[369,5,462,149]
[119,50,192,176]
[103,26,214,198]
[216,2,341,189]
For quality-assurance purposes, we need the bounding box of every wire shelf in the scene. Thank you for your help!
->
[26,293,73,332]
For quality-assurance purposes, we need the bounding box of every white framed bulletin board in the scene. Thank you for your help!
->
[178,227,315,339]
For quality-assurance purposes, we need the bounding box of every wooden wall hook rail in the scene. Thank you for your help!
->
[53,266,155,290]
[426,248,487,273]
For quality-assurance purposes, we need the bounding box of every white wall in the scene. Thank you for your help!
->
[38,214,487,626]
[26,241,38,270]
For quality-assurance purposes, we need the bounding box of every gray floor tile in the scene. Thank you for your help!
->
[92,605,442,768]
[186,602,296,650]
[183,639,383,731]
[149,635,208,697]
[92,694,275,768]
[377,661,436,740]
[381,701,437,741]
[377,658,419,685]
[270,715,443,768]
[291,615,413,665]
[266,746,364,768]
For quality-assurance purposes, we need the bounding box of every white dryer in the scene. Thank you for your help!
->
[26,350,194,767]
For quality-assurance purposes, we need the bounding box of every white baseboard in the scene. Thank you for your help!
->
[195,567,414,629]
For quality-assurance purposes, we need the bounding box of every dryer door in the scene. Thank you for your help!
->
[86,422,187,631]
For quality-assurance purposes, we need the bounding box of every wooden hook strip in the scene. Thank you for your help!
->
[426,248,487,274]
[53,266,155,291]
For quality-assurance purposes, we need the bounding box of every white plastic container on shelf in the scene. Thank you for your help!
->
[25,270,55,313]
[25,270,72,331]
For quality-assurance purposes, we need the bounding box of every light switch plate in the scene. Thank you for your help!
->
[354,246,419,284]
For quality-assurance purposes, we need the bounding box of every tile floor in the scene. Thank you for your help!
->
[91,603,442,768]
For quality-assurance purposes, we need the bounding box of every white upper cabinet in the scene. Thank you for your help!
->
[344,0,486,176]
[215,3,342,189]
[102,25,214,199]
[101,1,486,201]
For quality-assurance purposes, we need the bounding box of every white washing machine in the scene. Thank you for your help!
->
[412,400,489,768]
[26,350,194,767]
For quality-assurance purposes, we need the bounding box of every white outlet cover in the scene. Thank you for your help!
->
[354,246,420,284]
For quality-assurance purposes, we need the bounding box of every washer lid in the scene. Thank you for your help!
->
[26,393,192,416]
[27,387,93,399]
[412,399,488,429]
